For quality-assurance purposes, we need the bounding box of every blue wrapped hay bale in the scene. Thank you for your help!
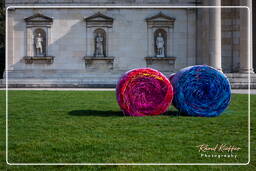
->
[169,65,231,117]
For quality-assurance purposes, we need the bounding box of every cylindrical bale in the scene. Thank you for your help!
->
[116,68,173,116]
[169,65,231,117]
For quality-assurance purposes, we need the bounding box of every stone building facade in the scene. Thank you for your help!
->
[4,0,256,88]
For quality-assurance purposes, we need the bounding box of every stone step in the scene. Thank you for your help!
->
[1,73,256,89]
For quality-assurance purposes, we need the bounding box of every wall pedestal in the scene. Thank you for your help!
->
[84,56,115,71]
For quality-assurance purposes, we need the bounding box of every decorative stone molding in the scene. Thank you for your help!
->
[145,57,176,64]
[85,12,113,28]
[24,13,54,64]
[84,56,115,70]
[145,12,175,58]
[145,57,176,72]
[84,12,114,58]
[23,56,54,64]
[145,12,175,28]
[24,13,53,27]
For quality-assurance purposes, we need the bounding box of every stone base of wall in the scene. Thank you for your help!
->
[1,73,256,89]
[0,77,118,88]
[0,79,3,88]
[225,73,256,89]
[0,82,116,88]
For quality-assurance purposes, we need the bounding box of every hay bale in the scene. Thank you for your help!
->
[170,65,231,117]
[116,68,173,116]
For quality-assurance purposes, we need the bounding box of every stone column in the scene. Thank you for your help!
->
[239,0,254,73]
[209,0,222,71]
[7,8,15,70]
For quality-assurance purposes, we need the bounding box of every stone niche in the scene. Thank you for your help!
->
[23,13,54,64]
[84,12,115,71]
[145,12,176,72]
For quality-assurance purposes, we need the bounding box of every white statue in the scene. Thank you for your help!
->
[35,33,44,56]
[156,32,165,57]
[95,32,104,57]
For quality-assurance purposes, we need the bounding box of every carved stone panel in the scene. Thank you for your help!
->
[24,56,54,64]
[84,56,115,71]
[145,57,176,72]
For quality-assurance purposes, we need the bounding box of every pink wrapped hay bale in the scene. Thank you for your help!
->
[116,68,173,116]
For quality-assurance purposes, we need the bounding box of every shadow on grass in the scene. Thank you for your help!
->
[163,111,188,117]
[68,110,124,117]
[69,110,188,117]
[164,110,232,117]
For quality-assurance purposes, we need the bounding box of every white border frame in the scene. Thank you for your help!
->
[5,5,251,166]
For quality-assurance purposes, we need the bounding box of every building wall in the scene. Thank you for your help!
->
[5,0,255,88]
[7,7,196,79]
[221,0,240,73]
[195,0,241,73]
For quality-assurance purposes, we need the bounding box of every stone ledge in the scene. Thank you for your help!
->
[84,56,115,70]
[84,56,114,63]
[145,56,176,72]
[226,73,256,89]
[226,73,256,83]
[4,73,256,89]
[23,56,55,64]
[3,84,116,88]
[145,56,176,65]
[2,76,256,89]
[225,73,256,78]
[2,77,118,88]
[2,83,256,89]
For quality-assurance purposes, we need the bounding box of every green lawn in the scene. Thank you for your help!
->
[0,91,255,170]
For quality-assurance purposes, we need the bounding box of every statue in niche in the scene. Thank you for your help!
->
[156,32,165,57]
[95,32,104,57]
[35,33,44,56]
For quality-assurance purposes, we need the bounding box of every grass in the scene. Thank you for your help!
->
[0,91,255,170]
